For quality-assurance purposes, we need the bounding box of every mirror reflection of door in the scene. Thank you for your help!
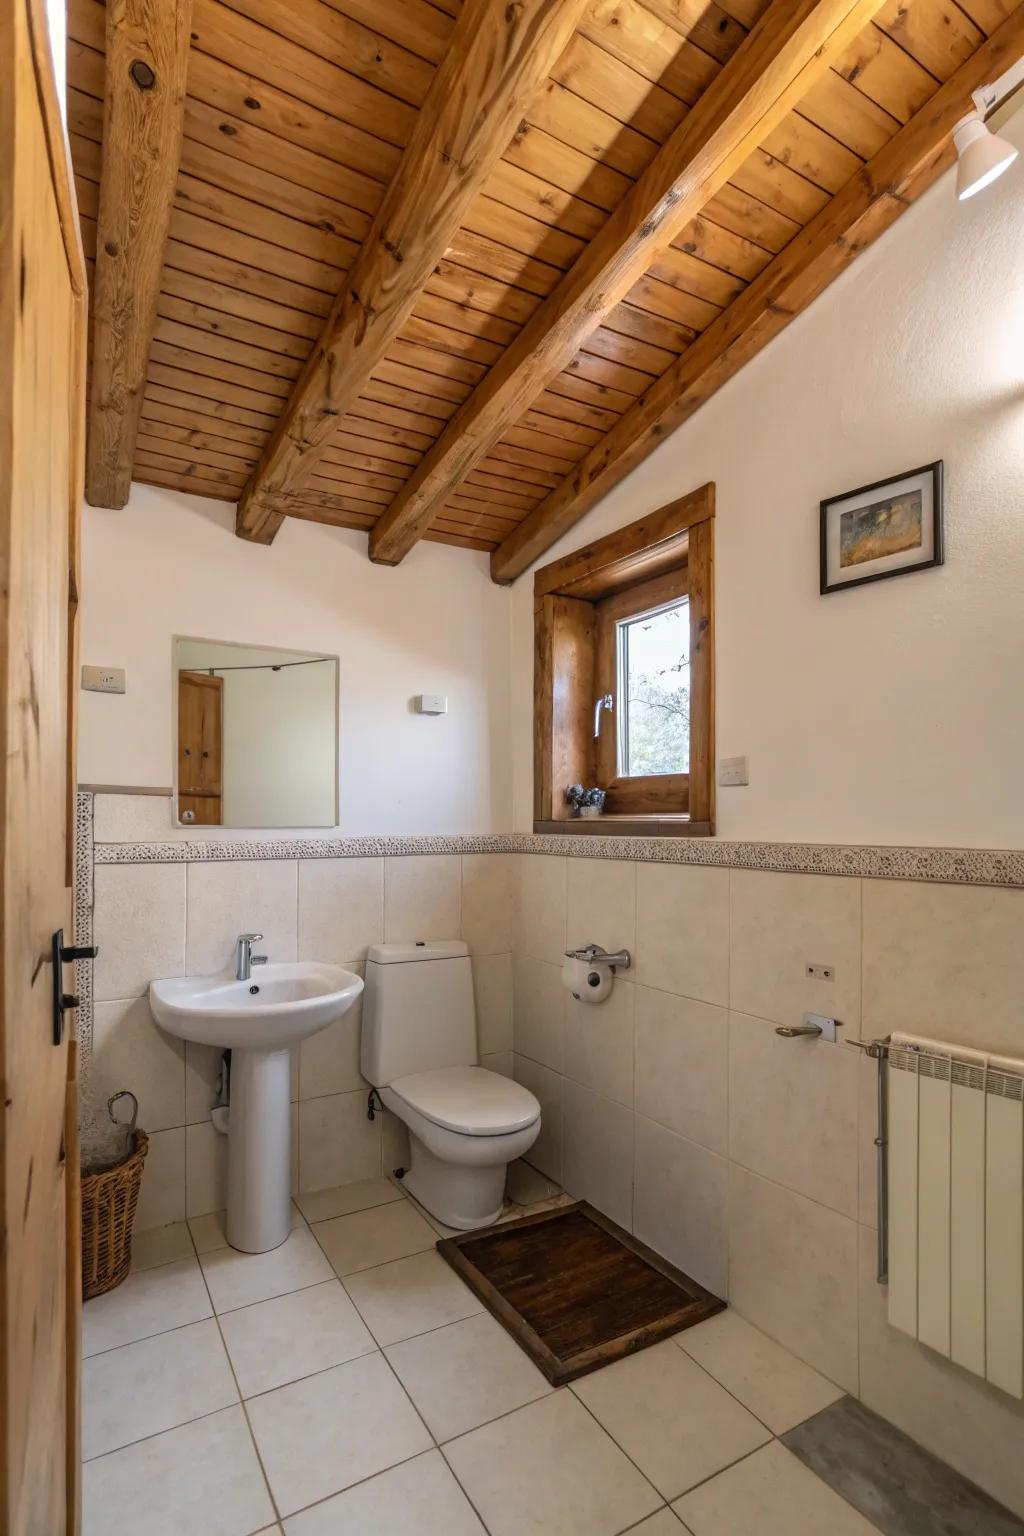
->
[178,671,224,824]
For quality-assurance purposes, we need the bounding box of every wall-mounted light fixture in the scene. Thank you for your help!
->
[954,56,1024,201]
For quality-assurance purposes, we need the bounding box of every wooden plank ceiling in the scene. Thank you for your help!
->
[67,0,1024,580]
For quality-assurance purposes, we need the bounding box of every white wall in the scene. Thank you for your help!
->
[511,117,1024,849]
[80,487,512,834]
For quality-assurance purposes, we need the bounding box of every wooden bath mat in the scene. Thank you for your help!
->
[436,1201,725,1385]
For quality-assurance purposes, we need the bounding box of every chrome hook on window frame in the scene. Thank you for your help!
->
[593,692,613,739]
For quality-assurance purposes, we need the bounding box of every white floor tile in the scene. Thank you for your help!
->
[343,1250,484,1346]
[201,1226,333,1314]
[627,1515,688,1535]
[82,1405,274,1536]
[673,1441,878,1535]
[283,1450,486,1535]
[443,1390,661,1536]
[572,1341,770,1501]
[83,1318,237,1460]
[219,1279,376,1398]
[188,1202,305,1256]
[83,1257,211,1356]
[387,1311,552,1441]
[313,1199,436,1277]
[130,1222,194,1271]
[246,1351,432,1518]
[675,1310,844,1435]
[294,1177,403,1224]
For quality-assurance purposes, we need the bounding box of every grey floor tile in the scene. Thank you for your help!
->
[782,1396,1024,1536]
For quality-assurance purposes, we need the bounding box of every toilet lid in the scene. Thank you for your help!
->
[390,1066,540,1137]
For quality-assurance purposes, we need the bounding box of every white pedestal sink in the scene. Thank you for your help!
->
[150,963,364,1253]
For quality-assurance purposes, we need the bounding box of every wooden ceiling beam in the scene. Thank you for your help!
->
[235,0,589,545]
[85,0,193,509]
[490,5,1024,583]
[366,0,886,567]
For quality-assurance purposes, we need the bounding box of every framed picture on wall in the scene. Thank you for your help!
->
[820,461,943,595]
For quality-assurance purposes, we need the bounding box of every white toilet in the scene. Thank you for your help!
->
[362,940,541,1230]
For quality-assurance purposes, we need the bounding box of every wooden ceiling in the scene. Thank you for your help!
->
[67,0,1023,581]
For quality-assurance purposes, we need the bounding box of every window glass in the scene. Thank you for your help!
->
[617,598,690,777]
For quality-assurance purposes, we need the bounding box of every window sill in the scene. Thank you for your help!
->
[533,817,713,838]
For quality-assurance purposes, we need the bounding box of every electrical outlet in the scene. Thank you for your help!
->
[82,665,126,695]
[806,962,834,981]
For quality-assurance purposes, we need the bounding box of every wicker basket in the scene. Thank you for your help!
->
[81,1128,149,1300]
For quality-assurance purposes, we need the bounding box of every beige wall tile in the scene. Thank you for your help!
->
[186,860,297,975]
[381,1107,410,1175]
[383,855,461,944]
[729,871,861,1031]
[186,1120,228,1218]
[563,980,634,1107]
[635,864,729,1005]
[857,1226,1024,1520]
[566,858,636,960]
[562,1080,634,1229]
[635,988,727,1155]
[93,792,182,843]
[92,997,185,1133]
[515,854,566,966]
[298,1091,381,1192]
[94,864,186,1000]
[135,1127,186,1230]
[513,1055,563,1183]
[728,1012,859,1219]
[513,957,564,1072]
[728,1164,858,1393]
[298,859,383,964]
[634,1115,727,1296]
[299,968,366,1100]
[473,952,513,1057]
[185,1040,222,1127]
[863,880,1024,1055]
[461,854,513,955]
[858,1053,882,1230]
[481,1051,513,1077]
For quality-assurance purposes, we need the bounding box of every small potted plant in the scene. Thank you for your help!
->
[565,784,606,819]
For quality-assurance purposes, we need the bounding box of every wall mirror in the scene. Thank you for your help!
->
[173,637,339,828]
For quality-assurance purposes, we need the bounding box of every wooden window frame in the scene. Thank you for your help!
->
[533,485,715,837]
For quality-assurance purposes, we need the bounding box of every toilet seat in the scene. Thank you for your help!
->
[389,1066,539,1137]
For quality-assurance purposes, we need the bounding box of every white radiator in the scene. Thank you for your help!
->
[887,1030,1024,1397]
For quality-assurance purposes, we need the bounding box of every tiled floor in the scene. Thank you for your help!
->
[83,1171,1006,1536]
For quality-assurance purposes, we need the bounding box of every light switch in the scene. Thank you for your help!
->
[82,665,126,694]
[718,755,749,786]
[415,694,447,715]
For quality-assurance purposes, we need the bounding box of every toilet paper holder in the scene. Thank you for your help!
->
[564,943,632,972]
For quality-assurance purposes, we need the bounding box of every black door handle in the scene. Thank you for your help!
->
[51,929,99,1046]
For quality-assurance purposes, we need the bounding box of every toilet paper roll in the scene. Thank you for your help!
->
[561,955,614,1004]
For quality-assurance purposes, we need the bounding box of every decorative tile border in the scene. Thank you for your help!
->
[82,795,1024,888]
[520,835,1024,887]
[73,791,96,1129]
[92,832,521,862]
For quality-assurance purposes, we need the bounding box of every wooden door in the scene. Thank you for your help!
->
[178,671,223,824]
[0,2,87,1531]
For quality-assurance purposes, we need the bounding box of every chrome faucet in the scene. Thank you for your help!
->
[235,932,268,982]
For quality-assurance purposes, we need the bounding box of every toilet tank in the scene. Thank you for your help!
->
[361,940,477,1087]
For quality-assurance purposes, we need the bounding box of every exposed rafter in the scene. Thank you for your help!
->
[85,0,192,510]
[366,0,887,567]
[235,0,589,545]
[489,5,1024,582]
